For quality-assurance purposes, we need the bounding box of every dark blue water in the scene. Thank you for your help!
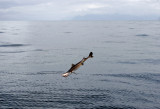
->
[0,21,160,109]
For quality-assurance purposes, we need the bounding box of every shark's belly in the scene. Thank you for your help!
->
[68,63,82,72]
[73,65,81,71]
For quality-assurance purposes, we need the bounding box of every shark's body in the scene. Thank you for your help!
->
[62,52,93,77]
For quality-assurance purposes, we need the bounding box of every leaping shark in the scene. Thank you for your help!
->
[62,52,93,77]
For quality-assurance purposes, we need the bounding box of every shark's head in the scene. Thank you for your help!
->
[62,72,70,77]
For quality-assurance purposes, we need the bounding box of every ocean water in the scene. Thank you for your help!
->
[0,21,160,109]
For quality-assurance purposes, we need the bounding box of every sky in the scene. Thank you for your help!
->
[0,0,160,20]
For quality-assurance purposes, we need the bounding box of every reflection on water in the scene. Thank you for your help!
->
[0,21,160,109]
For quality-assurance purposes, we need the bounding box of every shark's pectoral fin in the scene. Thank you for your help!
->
[72,72,77,74]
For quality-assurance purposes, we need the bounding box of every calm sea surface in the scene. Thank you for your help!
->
[0,21,160,109]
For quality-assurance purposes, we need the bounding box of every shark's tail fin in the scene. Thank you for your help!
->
[89,52,93,58]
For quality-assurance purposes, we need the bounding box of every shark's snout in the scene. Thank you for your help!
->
[62,72,70,77]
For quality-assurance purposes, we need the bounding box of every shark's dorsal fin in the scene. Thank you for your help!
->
[71,64,75,67]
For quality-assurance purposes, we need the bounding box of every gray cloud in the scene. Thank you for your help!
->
[0,0,160,20]
[0,0,53,9]
[0,1,18,9]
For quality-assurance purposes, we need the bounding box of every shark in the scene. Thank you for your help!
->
[62,52,93,77]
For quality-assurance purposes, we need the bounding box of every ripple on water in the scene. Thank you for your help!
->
[0,44,29,47]
[64,32,72,34]
[25,71,63,75]
[93,73,160,84]
[0,51,26,54]
[94,105,137,109]
[136,34,149,37]
[117,61,137,64]
[117,59,160,65]
[140,59,160,65]
[103,41,126,44]
[0,31,5,33]
[33,49,44,51]
[0,89,113,108]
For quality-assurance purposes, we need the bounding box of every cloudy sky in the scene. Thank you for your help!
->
[0,0,160,20]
